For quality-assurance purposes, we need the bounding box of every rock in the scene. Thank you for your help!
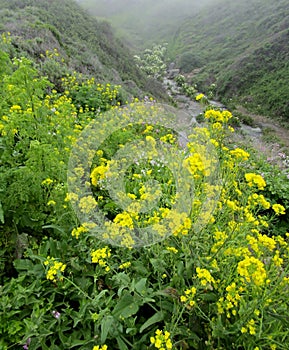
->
[167,68,180,79]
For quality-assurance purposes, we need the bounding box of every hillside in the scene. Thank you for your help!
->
[0,0,166,99]
[77,0,213,49]
[171,0,289,118]
[78,0,289,119]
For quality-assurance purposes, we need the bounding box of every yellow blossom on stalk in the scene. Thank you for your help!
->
[237,256,266,286]
[257,234,276,251]
[230,148,250,161]
[44,257,66,283]
[79,195,97,213]
[272,203,286,215]
[114,211,134,228]
[245,173,266,190]
[166,246,178,254]
[247,193,270,209]
[183,153,205,177]
[41,178,54,186]
[196,267,215,287]
[143,124,154,133]
[204,109,232,123]
[90,163,109,186]
[119,261,131,269]
[10,105,22,112]
[47,200,56,206]
[195,93,205,101]
[65,192,79,202]
[180,286,197,308]
[150,329,173,350]
[71,225,89,239]
[160,133,176,144]
[91,247,111,270]
[93,345,108,350]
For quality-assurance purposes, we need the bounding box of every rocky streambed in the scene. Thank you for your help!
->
[162,75,263,144]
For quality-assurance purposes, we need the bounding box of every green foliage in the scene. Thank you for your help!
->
[134,44,168,80]
[0,44,122,282]
[0,0,167,100]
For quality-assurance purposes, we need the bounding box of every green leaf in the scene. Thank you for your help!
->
[133,278,147,295]
[112,293,139,319]
[139,311,164,333]
[0,201,4,223]
[101,315,114,343]
[116,336,129,350]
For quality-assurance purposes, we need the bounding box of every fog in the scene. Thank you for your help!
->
[77,0,221,48]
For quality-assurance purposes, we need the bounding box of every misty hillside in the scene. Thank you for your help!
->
[77,0,213,49]
[171,0,289,118]
[0,0,166,99]
[79,0,289,119]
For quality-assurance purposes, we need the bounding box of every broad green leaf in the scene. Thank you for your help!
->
[116,336,129,350]
[112,293,139,319]
[0,201,4,223]
[101,315,114,343]
[139,311,164,333]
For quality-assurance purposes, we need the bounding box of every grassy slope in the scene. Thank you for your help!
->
[0,0,167,99]
[170,0,289,118]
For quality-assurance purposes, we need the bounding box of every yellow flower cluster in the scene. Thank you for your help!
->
[114,211,134,228]
[195,93,205,101]
[91,247,111,271]
[160,133,176,144]
[247,193,270,209]
[245,173,266,190]
[237,256,267,286]
[78,195,97,214]
[93,345,107,350]
[165,246,178,254]
[196,267,215,287]
[180,286,197,307]
[150,329,173,350]
[90,163,110,186]
[119,261,131,269]
[71,225,89,239]
[241,318,257,335]
[44,257,66,282]
[230,148,250,161]
[204,109,233,123]
[183,153,206,177]
[217,282,242,318]
[272,203,286,215]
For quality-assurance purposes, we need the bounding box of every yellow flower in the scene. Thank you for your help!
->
[196,267,215,286]
[237,256,266,286]
[166,246,178,254]
[71,225,89,239]
[196,93,205,101]
[245,173,266,190]
[91,247,111,270]
[119,261,131,269]
[150,329,173,350]
[272,203,286,215]
[93,345,108,350]
[230,148,250,161]
[79,196,97,213]
[41,178,54,186]
[44,257,66,283]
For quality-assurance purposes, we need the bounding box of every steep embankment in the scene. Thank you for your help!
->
[171,0,289,118]
[0,0,166,99]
